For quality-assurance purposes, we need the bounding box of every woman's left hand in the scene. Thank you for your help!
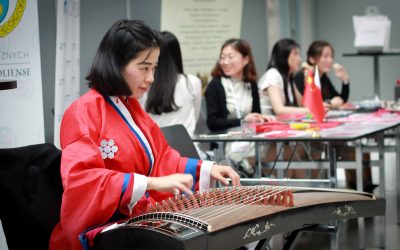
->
[330,96,344,109]
[210,164,241,186]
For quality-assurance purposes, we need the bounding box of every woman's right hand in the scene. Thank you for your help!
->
[323,102,332,111]
[147,174,194,195]
[333,63,349,83]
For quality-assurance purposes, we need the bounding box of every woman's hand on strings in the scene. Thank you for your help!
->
[147,174,194,195]
[210,164,241,187]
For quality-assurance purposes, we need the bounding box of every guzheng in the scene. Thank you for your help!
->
[93,186,385,250]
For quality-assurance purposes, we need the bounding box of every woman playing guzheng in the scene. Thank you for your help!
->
[50,19,240,250]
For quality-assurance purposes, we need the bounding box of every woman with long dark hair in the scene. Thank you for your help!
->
[143,31,201,136]
[259,38,309,179]
[259,38,308,115]
[293,40,375,191]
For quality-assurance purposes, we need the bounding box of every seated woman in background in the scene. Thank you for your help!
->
[293,40,350,109]
[205,38,270,131]
[143,31,202,136]
[205,38,272,176]
[294,40,374,191]
[259,38,309,178]
[259,38,309,116]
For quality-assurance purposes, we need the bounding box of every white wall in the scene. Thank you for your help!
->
[80,0,127,95]
[38,0,56,143]
[315,0,400,101]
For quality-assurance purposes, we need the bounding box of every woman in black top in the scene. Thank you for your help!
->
[204,39,273,176]
[205,38,271,132]
[295,41,375,191]
[294,40,350,109]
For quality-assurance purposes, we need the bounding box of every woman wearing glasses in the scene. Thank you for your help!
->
[205,38,272,176]
[205,38,271,131]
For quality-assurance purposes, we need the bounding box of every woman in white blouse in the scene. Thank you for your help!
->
[143,31,201,136]
[259,38,309,115]
[259,38,309,178]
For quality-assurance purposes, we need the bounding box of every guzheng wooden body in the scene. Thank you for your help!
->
[93,186,385,250]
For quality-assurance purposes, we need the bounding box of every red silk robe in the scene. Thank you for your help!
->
[50,89,212,250]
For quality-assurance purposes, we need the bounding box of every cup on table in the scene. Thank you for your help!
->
[241,119,256,136]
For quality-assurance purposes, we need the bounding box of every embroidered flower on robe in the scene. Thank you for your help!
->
[99,139,118,159]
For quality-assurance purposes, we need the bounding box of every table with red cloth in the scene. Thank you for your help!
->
[194,108,400,210]
[194,109,400,249]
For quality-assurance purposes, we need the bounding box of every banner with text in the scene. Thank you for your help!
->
[53,0,80,148]
[161,0,243,78]
[0,0,44,148]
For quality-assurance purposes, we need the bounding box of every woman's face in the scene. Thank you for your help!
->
[315,46,334,74]
[219,45,249,80]
[122,48,160,99]
[287,47,301,74]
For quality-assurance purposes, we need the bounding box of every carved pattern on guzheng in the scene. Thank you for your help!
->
[332,205,357,217]
[132,186,294,232]
[243,221,276,240]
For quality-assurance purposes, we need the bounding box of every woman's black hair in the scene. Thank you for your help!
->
[145,31,184,115]
[267,38,300,106]
[307,40,335,99]
[306,40,334,65]
[86,19,160,96]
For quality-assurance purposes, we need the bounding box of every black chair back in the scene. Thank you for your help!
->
[0,143,62,249]
[160,124,199,159]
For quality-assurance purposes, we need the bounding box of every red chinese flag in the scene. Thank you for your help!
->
[303,69,325,124]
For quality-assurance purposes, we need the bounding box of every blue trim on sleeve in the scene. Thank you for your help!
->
[78,231,91,250]
[122,173,130,194]
[184,158,199,191]
[78,175,131,249]
[78,219,117,250]
[110,173,131,222]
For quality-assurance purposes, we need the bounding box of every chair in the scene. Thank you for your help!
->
[0,143,62,249]
[160,124,199,159]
